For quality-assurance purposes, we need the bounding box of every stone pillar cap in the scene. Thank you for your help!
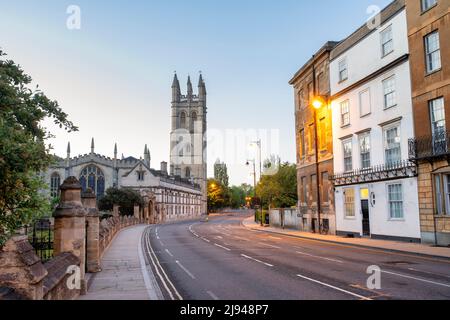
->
[60,176,82,190]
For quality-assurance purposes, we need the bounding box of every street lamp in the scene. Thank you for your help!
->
[246,159,263,226]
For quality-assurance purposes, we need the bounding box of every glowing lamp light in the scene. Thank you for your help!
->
[312,98,324,110]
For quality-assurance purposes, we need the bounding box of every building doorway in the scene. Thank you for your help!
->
[360,188,370,236]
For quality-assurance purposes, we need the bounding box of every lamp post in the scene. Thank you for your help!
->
[311,60,328,233]
[246,159,263,226]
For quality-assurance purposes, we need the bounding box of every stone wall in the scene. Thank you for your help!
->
[269,208,302,230]
[99,215,142,257]
[0,177,147,300]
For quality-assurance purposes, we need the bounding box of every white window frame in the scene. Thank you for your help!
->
[383,122,402,165]
[387,183,404,220]
[421,0,437,12]
[425,31,441,74]
[380,25,394,57]
[359,133,371,170]
[338,58,348,82]
[343,138,353,172]
[343,188,355,219]
[382,75,397,109]
[340,100,350,127]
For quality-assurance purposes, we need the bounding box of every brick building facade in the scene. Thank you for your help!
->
[406,0,450,245]
[289,42,339,234]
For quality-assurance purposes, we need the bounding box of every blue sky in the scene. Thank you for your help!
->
[0,0,391,185]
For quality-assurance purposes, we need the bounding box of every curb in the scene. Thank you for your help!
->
[241,218,450,262]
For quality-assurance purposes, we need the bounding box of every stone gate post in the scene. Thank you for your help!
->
[81,189,101,273]
[134,205,140,220]
[52,177,87,291]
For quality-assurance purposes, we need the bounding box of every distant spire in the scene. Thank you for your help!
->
[121,153,124,160]
[172,72,180,88]
[187,75,193,98]
[198,72,205,87]
[91,138,95,154]
[67,142,71,155]
[114,143,118,157]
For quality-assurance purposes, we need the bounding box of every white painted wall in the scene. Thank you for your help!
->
[330,10,410,96]
[330,8,420,240]
[335,178,421,239]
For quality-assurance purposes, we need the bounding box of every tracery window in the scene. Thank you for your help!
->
[79,165,105,198]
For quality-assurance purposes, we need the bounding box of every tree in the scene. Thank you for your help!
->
[229,186,246,209]
[207,179,227,212]
[98,188,145,216]
[0,50,77,246]
[256,161,297,209]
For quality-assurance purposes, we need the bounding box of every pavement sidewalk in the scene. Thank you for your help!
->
[79,225,162,300]
[242,217,450,259]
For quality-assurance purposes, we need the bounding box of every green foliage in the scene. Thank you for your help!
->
[98,188,145,216]
[256,162,297,209]
[207,179,227,212]
[0,49,77,247]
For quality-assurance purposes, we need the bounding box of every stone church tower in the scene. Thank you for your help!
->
[170,73,207,214]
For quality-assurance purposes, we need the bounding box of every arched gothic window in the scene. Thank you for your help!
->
[50,173,61,198]
[190,112,197,132]
[180,112,187,129]
[79,165,105,198]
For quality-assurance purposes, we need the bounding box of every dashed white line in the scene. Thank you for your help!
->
[201,238,211,243]
[215,236,223,239]
[165,249,174,257]
[207,291,219,300]
[233,236,250,241]
[159,240,165,246]
[176,260,196,280]
[296,274,372,300]
[214,243,231,251]
[241,254,274,267]
[295,251,343,264]
[269,236,282,240]
[381,270,450,288]
[259,243,281,249]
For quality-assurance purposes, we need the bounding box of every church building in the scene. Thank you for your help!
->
[44,74,207,223]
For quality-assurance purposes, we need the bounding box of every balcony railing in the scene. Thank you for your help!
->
[409,131,450,161]
[331,160,417,187]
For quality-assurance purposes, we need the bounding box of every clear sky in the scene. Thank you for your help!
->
[0,0,391,186]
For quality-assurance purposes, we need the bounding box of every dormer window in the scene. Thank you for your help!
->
[137,171,145,181]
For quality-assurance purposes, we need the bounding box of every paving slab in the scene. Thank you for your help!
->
[79,225,162,300]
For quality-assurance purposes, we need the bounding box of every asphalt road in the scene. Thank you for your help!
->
[143,212,450,300]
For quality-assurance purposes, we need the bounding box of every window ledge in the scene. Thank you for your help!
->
[381,50,394,59]
[425,68,442,77]
[383,104,398,111]
[421,4,437,15]
[388,218,405,222]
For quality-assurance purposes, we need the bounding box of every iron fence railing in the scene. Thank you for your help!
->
[331,160,417,186]
[23,219,54,263]
[409,131,450,161]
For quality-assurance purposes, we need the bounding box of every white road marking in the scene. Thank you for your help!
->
[144,229,183,300]
[216,236,223,239]
[138,229,162,300]
[381,270,450,288]
[214,243,231,251]
[233,236,250,241]
[176,260,196,280]
[165,249,174,257]
[408,267,450,279]
[296,274,372,300]
[156,235,160,240]
[207,291,219,300]
[159,240,165,246]
[201,238,211,243]
[241,254,274,267]
[259,243,281,249]
[269,236,282,240]
[296,251,343,264]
